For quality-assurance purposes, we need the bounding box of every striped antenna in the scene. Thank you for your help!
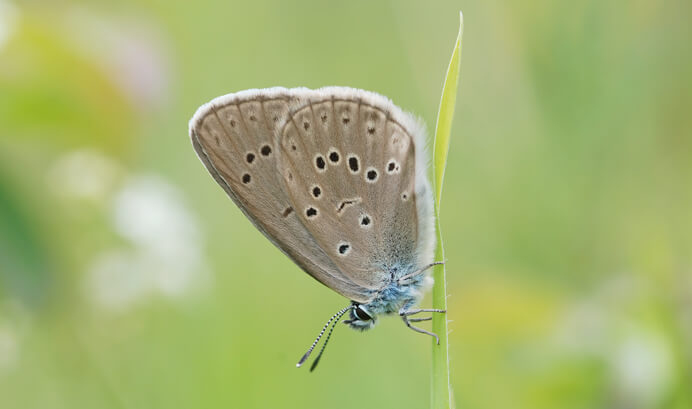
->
[296,305,354,369]
[309,309,345,371]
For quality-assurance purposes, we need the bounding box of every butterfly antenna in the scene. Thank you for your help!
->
[296,305,354,368]
[309,310,345,372]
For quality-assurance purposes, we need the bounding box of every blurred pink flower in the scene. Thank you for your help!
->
[63,7,172,111]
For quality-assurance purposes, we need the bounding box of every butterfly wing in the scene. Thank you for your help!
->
[275,87,435,290]
[189,88,374,303]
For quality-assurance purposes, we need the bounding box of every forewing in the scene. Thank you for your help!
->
[189,88,372,302]
[275,88,435,289]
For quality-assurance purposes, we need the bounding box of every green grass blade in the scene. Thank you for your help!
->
[433,11,464,209]
[431,11,463,409]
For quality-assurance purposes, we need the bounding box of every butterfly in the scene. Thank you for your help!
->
[189,87,444,370]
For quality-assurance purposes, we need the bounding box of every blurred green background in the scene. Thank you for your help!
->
[1,0,691,408]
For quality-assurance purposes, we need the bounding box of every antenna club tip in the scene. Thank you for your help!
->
[297,352,310,367]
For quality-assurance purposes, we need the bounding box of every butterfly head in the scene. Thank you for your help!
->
[344,303,376,331]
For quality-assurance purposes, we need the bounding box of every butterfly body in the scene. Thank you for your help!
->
[190,87,443,367]
[345,263,432,330]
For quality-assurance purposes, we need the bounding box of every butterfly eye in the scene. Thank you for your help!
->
[354,306,372,321]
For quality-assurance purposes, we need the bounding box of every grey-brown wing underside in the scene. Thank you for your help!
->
[189,88,374,303]
[275,89,435,289]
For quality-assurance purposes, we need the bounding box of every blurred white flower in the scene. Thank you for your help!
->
[85,175,210,311]
[553,274,639,355]
[0,0,19,51]
[85,250,150,311]
[113,177,199,253]
[553,274,674,408]
[610,328,672,408]
[47,149,122,201]
[0,324,19,374]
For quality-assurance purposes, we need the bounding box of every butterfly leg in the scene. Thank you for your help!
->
[400,313,440,344]
[397,261,446,284]
[399,308,446,343]
[402,308,446,315]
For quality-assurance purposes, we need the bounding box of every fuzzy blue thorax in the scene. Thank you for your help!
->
[346,269,430,331]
